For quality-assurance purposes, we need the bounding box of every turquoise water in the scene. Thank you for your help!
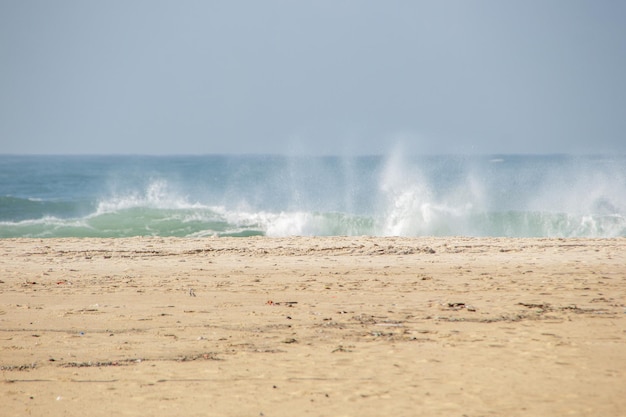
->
[1,154,625,238]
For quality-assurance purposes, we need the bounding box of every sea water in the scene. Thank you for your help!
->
[1,153,624,238]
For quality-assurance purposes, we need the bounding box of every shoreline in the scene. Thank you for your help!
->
[2,237,625,416]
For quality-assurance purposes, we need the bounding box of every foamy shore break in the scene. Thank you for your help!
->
[1,236,625,416]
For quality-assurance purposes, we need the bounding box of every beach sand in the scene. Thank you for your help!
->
[1,236,625,416]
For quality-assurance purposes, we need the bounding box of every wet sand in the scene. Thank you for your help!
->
[1,237,625,416]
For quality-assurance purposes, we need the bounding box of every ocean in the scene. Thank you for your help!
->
[1,153,625,238]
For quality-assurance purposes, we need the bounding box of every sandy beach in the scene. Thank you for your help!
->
[1,236,625,416]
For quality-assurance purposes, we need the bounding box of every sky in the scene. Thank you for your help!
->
[1,1,625,155]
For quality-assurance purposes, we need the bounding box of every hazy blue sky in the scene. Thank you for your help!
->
[2,1,625,155]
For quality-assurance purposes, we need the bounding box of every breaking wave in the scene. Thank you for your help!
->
[1,154,625,238]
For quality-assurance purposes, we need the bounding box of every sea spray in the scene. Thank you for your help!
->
[377,151,485,236]
[378,148,436,235]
